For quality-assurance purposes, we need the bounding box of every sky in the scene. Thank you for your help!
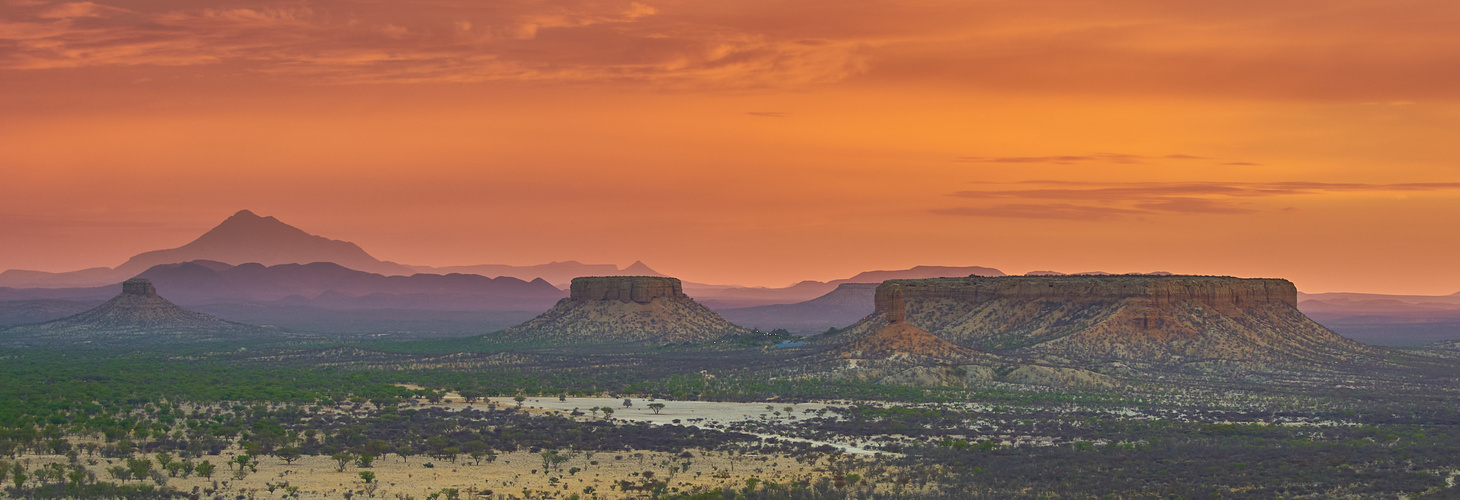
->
[3,0,1460,294]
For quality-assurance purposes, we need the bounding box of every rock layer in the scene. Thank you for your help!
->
[845,275,1372,365]
[570,276,684,303]
[507,276,750,343]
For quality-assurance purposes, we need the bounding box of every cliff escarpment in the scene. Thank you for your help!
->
[843,276,1373,365]
[506,277,749,343]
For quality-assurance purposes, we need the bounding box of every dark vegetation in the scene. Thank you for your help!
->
[2,336,1460,498]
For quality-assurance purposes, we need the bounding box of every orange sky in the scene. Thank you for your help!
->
[3,0,1460,294]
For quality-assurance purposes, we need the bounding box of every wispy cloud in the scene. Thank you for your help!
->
[0,0,873,87]
[935,181,1460,220]
[955,153,1211,165]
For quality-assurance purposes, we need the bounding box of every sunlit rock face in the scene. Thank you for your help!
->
[843,275,1372,366]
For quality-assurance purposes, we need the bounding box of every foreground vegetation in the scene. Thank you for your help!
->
[3,342,1460,498]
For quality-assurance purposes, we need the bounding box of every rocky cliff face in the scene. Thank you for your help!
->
[839,282,974,360]
[507,277,750,343]
[569,276,684,303]
[843,275,1372,365]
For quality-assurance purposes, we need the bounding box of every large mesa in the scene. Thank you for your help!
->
[839,275,1372,366]
[506,276,750,344]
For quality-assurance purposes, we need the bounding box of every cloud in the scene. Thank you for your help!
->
[37,2,128,19]
[955,153,1213,165]
[3,0,1457,98]
[930,204,1147,221]
[0,0,873,87]
[935,181,1460,220]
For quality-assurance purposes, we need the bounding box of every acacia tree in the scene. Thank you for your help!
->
[276,447,302,465]
[648,403,666,415]
[125,458,152,482]
[331,452,354,472]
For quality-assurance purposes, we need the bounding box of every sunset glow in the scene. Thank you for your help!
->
[4,0,1460,293]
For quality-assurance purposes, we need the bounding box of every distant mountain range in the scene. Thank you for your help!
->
[408,260,665,287]
[1297,291,1460,346]
[686,265,1006,309]
[0,278,308,348]
[0,210,659,289]
[8,209,1452,345]
[717,283,879,334]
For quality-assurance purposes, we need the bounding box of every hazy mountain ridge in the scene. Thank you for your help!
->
[689,265,1006,309]
[0,210,414,287]
[0,279,306,347]
[1298,290,1460,345]
[717,283,879,334]
[133,260,565,308]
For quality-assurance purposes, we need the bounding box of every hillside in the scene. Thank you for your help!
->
[717,283,878,334]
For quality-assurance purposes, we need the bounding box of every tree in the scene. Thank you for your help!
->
[358,471,375,483]
[464,441,489,465]
[648,403,666,415]
[559,394,567,402]
[623,399,633,408]
[332,452,355,472]
[276,446,303,465]
[397,446,415,463]
[458,390,482,404]
[12,467,27,490]
[601,407,614,419]
[356,454,375,468]
[154,453,174,471]
[125,458,153,482]
[195,461,216,479]
[232,454,252,472]
[513,396,526,407]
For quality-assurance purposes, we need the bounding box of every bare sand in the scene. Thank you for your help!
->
[19,446,867,499]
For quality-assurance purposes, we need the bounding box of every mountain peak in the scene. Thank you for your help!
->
[112,211,415,277]
[621,260,664,276]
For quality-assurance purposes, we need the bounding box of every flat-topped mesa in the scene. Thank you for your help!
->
[875,275,1297,318]
[848,274,1369,365]
[569,276,685,304]
[121,278,159,298]
[508,275,750,343]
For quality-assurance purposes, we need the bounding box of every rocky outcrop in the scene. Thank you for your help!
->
[569,276,684,303]
[842,275,1374,366]
[506,277,750,344]
[839,283,974,360]
[0,279,297,348]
